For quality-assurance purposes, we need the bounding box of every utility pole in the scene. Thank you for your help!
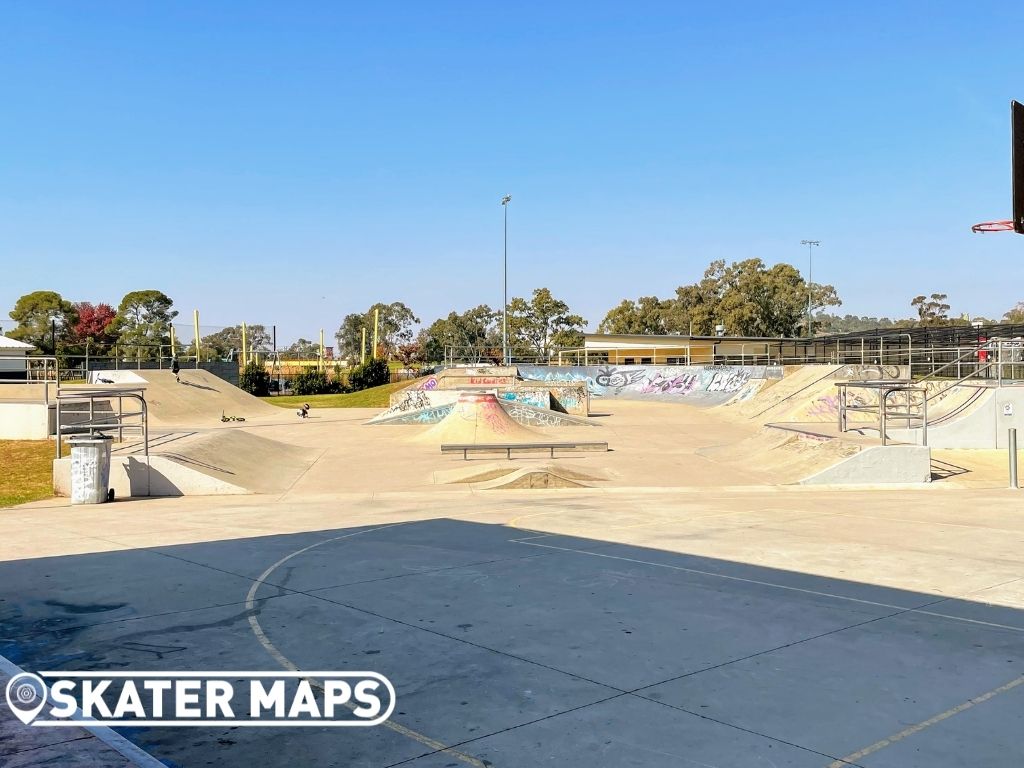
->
[501,194,511,365]
[801,240,820,338]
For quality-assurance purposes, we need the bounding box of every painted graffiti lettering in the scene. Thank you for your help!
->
[706,371,750,393]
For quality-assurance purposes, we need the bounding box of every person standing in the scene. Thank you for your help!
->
[172,357,181,383]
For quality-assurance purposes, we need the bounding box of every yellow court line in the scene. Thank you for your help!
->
[826,675,1024,767]
[244,524,487,768]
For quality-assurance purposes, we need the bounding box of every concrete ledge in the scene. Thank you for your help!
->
[0,402,53,439]
[800,445,932,485]
[54,455,248,498]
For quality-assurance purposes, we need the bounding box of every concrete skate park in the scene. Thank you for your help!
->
[2,361,1023,767]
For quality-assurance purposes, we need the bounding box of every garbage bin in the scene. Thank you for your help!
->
[69,435,114,505]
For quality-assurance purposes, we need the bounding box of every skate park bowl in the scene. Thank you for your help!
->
[28,361,1024,498]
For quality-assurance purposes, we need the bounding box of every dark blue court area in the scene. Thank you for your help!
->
[1,518,1022,767]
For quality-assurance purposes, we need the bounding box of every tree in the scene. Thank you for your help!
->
[1003,303,1024,323]
[507,288,586,360]
[597,297,670,334]
[663,259,841,337]
[419,305,501,363]
[7,291,78,352]
[281,338,321,358]
[911,293,951,326]
[202,324,272,361]
[111,290,177,359]
[335,302,420,361]
[395,342,423,368]
[72,302,117,351]
[814,314,903,334]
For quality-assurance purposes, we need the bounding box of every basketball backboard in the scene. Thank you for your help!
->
[1012,99,1023,233]
[972,99,1023,234]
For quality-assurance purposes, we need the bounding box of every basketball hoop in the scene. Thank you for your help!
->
[971,220,1016,233]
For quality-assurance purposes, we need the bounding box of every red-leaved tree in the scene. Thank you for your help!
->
[73,302,117,349]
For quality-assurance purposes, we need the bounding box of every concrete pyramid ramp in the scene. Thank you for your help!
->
[413,392,543,444]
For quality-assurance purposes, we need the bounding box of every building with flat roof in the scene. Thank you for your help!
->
[567,333,784,366]
[0,335,34,378]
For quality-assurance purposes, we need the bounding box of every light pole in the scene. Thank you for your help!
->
[501,194,511,365]
[801,239,820,338]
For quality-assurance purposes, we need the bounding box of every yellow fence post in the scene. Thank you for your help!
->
[193,310,200,368]
[373,309,379,360]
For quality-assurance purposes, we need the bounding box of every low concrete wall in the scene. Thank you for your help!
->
[800,445,932,485]
[54,455,248,498]
[0,402,53,439]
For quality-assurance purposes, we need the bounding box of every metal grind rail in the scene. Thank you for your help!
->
[837,381,928,446]
[55,386,149,459]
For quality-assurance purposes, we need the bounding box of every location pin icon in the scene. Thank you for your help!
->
[5,673,48,725]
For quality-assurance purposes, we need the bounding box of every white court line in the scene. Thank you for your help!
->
[825,675,1024,767]
[0,653,164,768]
[243,522,488,768]
[512,540,1024,633]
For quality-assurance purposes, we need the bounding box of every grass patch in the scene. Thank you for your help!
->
[266,378,419,409]
[0,440,55,507]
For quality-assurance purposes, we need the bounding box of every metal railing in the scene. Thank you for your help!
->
[837,381,928,446]
[54,386,149,459]
[0,355,59,404]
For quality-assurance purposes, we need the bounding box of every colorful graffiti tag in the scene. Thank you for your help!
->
[517,365,782,405]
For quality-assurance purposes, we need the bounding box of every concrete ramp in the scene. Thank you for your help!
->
[141,369,280,426]
[433,461,607,489]
[54,430,319,497]
[889,386,1024,448]
[82,369,281,427]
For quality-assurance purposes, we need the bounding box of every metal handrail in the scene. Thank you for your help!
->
[54,387,148,459]
[836,381,928,446]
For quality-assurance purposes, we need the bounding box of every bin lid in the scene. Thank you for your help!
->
[68,434,114,443]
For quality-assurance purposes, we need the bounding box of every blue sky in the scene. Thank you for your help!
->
[1,1,1021,344]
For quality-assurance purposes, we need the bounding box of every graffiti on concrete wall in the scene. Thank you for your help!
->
[505,404,578,428]
[517,364,781,404]
[499,390,550,409]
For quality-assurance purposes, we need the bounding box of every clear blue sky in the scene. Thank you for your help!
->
[1,1,1021,344]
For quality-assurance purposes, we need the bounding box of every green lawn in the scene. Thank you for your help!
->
[266,378,419,409]
[0,440,55,507]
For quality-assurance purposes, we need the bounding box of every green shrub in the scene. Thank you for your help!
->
[347,358,391,392]
[239,359,271,396]
[291,368,342,395]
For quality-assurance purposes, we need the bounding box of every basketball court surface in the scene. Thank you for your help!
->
[2,488,1022,767]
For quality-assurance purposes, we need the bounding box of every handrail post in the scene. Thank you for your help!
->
[921,390,928,446]
[880,390,888,446]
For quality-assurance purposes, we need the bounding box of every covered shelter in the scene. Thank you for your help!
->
[0,335,35,379]
[568,333,786,366]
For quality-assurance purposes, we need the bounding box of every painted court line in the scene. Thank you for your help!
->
[0,653,164,768]
[243,522,488,768]
[825,675,1024,767]
[511,539,1024,633]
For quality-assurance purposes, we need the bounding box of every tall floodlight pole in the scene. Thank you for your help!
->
[801,240,820,338]
[501,195,512,365]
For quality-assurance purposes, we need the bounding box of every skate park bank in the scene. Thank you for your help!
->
[4,360,1018,498]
